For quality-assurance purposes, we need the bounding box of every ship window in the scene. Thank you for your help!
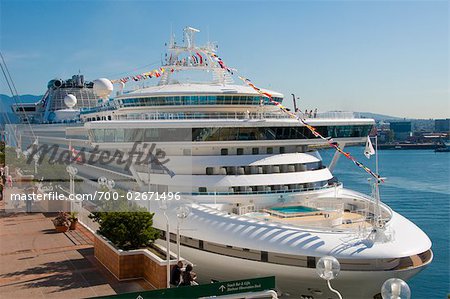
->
[206,167,213,175]
[221,148,228,155]
[307,256,316,268]
[104,129,115,142]
[115,129,124,142]
[198,187,207,193]
[261,251,268,262]
[94,129,104,142]
[237,148,244,155]
[267,147,273,154]
[280,146,286,154]
[252,148,259,155]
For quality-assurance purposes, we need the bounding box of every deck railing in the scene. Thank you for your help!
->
[190,183,341,196]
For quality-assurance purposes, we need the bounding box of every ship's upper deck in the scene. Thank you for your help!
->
[118,83,283,99]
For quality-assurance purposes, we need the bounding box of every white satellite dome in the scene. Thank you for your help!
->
[64,94,77,109]
[93,78,113,99]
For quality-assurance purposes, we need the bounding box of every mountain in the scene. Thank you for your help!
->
[354,112,403,122]
[0,94,42,127]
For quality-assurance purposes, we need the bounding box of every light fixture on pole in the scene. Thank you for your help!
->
[316,256,342,299]
[97,176,115,191]
[159,200,171,288]
[175,205,190,263]
[381,278,411,299]
[98,176,107,186]
[106,179,115,190]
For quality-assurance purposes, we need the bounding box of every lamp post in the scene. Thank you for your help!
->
[316,256,342,299]
[66,166,78,197]
[66,165,78,212]
[175,205,190,263]
[381,278,411,299]
[33,153,40,174]
[159,200,171,288]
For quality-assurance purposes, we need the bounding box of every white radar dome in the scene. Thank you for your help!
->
[64,94,77,109]
[93,78,113,99]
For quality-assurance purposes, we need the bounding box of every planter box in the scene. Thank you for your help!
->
[69,220,78,230]
[54,225,69,233]
[94,233,183,289]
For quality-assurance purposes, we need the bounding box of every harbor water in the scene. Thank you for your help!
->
[321,147,450,298]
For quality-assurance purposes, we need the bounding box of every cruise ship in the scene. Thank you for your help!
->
[9,27,432,299]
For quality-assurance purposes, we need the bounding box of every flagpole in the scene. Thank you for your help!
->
[374,134,381,229]
[375,135,379,175]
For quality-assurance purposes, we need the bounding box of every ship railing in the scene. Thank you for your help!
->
[82,109,363,122]
[119,111,356,121]
[190,183,341,196]
[315,111,356,119]
[113,112,290,121]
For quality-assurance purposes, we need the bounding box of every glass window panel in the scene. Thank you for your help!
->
[115,129,124,142]
[104,129,115,142]
[94,129,104,142]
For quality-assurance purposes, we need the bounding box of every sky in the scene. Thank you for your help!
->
[0,0,448,119]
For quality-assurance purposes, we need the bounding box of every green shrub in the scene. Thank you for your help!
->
[89,189,160,250]
[93,211,160,250]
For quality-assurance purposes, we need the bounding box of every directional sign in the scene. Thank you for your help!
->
[92,276,276,299]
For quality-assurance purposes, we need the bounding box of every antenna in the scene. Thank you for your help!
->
[184,26,200,49]
[291,94,298,112]
[169,24,175,48]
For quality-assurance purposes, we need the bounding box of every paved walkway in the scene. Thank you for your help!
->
[0,187,153,299]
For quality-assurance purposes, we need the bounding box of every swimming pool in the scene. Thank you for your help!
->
[269,205,319,214]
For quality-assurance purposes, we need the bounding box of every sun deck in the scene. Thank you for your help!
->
[251,210,371,230]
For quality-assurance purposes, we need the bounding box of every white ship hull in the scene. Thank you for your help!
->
[178,245,430,299]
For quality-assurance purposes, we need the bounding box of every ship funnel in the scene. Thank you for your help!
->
[53,79,63,88]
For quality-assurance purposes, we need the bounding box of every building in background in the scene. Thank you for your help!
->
[389,121,412,141]
[434,118,450,133]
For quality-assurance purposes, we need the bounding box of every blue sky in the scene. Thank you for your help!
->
[0,0,448,118]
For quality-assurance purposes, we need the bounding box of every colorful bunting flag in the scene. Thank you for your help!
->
[238,76,383,183]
